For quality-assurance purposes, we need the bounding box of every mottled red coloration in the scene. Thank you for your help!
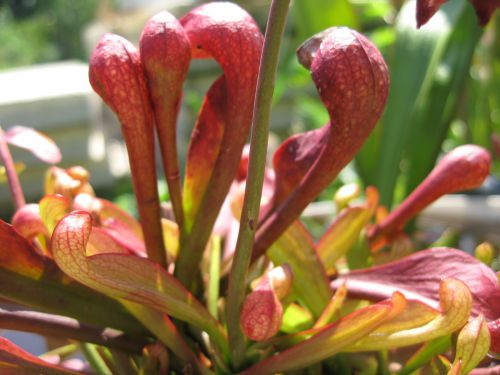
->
[416,0,500,27]
[175,2,263,282]
[253,27,389,261]
[89,34,166,266]
[240,274,283,341]
[368,145,490,249]
[488,319,500,353]
[180,2,263,227]
[331,247,500,352]
[140,11,191,227]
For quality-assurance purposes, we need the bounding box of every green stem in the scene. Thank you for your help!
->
[226,0,291,370]
[0,126,25,210]
[81,343,112,375]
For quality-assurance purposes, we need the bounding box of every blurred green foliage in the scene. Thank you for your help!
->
[0,0,99,69]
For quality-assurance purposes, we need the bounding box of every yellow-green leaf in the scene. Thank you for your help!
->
[317,187,378,269]
[240,293,406,375]
[51,211,227,356]
[268,221,332,317]
[346,278,472,351]
[450,315,491,375]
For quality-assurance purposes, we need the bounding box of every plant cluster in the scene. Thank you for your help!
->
[0,1,499,374]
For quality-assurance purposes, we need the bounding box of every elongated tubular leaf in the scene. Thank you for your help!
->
[51,211,228,356]
[368,145,490,249]
[175,2,264,286]
[252,27,389,260]
[331,248,500,321]
[240,293,406,375]
[89,34,166,267]
[345,278,472,351]
[0,219,145,334]
[182,77,226,230]
[267,221,332,318]
[0,337,81,375]
[140,11,190,230]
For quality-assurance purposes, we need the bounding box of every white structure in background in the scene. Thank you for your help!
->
[0,61,126,207]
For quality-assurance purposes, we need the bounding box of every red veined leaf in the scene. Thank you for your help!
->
[140,10,191,227]
[0,337,80,375]
[51,211,228,355]
[332,248,499,320]
[89,33,165,266]
[177,2,263,282]
[0,217,145,334]
[180,2,263,227]
[253,27,389,260]
[368,145,490,249]
[3,126,61,164]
